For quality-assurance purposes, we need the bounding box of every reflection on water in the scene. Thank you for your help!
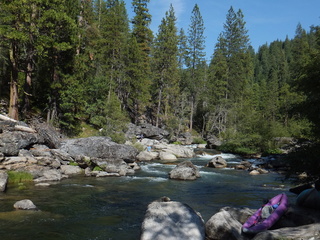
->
[0,154,295,240]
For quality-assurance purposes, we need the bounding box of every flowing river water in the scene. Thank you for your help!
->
[0,153,296,240]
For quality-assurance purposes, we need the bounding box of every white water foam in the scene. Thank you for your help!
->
[197,153,239,160]
[126,176,167,182]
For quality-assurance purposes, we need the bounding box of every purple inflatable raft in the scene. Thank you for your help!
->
[242,193,288,234]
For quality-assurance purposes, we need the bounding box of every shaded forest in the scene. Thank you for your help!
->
[0,0,319,169]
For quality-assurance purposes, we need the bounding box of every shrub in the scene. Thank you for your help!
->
[193,137,206,144]
[133,142,144,151]
[93,166,103,171]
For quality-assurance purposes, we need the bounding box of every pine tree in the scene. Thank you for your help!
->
[185,4,206,132]
[152,4,179,127]
[222,7,252,103]
[85,0,130,137]
[129,0,153,123]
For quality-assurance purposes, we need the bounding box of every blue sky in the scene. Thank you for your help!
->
[123,0,320,60]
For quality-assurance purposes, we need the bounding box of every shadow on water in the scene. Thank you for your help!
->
[0,155,296,240]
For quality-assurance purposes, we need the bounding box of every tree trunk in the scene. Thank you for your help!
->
[189,96,194,132]
[8,44,19,120]
[156,86,162,128]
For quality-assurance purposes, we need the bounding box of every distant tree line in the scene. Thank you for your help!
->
[0,0,320,156]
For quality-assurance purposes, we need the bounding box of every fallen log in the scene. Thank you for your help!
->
[0,114,37,133]
[14,125,37,133]
[0,114,17,122]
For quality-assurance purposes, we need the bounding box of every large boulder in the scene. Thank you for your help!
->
[91,158,130,176]
[153,143,195,158]
[205,207,254,240]
[207,156,227,168]
[205,204,320,240]
[33,169,64,182]
[136,151,159,161]
[252,223,320,240]
[169,161,200,180]
[159,152,177,161]
[126,123,169,140]
[174,132,193,145]
[60,165,83,175]
[141,199,205,240]
[60,136,138,160]
[206,135,222,149]
[0,131,38,156]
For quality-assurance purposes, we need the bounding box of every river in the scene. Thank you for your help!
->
[0,153,296,240]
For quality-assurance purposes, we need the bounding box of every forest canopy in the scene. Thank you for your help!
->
[0,0,320,161]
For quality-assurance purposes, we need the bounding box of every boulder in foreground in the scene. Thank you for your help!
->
[140,198,205,240]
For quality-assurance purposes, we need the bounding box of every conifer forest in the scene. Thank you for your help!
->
[0,0,320,176]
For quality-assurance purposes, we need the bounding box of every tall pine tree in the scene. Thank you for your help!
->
[152,4,179,127]
[185,4,206,132]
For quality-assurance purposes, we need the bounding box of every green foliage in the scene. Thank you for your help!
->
[132,142,144,152]
[7,171,33,183]
[262,148,283,156]
[93,166,103,171]
[192,137,206,144]
[77,122,100,138]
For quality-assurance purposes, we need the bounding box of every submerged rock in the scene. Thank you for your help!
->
[141,199,205,240]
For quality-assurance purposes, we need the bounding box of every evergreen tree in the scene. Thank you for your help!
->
[129,0,153,123]
[86,0,130,138]
[208,7,253,137]
[185,4,206,132]
[152,4,179,127]
[222,7,252,102]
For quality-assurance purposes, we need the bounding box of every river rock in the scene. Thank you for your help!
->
[207,156,227,168]
[60,136,138,160]
[91,158,130,176]
[169,161,200,180]
[205,207,254,240]
[252,223,320,240]
[159,152,177,161]
[136,151,159,161]
[126,123,169,140]
[0,171,8,191]
[205,204,320,240]
[0,131,38,156]
[249,170,260,175]
[153,143,195,158]
[60,165,83,175]
[174,132,193,145]
[13,199,37,210]
[140,199,205,240]
[29,144,52,157]
[206,135,222,149]
[33,169,64,182]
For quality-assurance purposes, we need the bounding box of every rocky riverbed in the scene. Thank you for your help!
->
[0,117,319,239]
